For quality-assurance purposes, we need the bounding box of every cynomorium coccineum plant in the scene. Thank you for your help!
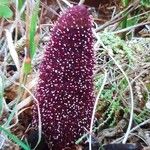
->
[32,5,95,150]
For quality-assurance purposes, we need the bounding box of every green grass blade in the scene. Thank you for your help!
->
[22,58,32,75]
[18,0,25,10]
[0,126,30,150]
[121,0,130,39]
[3,103,18,128]
[3,86,25,129]
[29,0,40,59]
[0,76,4,115]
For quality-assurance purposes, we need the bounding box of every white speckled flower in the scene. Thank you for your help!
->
[32,5,95,150]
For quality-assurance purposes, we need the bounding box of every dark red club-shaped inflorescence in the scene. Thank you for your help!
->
[32,5,95,150]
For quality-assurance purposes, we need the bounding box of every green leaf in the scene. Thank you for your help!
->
[127,15,139,27]
[141,0,150,7]
[0,0,9,5]
[121,0,129,7]
[0,0,13,18]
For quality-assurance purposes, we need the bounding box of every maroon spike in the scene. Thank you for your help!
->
[32,5,95,149]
